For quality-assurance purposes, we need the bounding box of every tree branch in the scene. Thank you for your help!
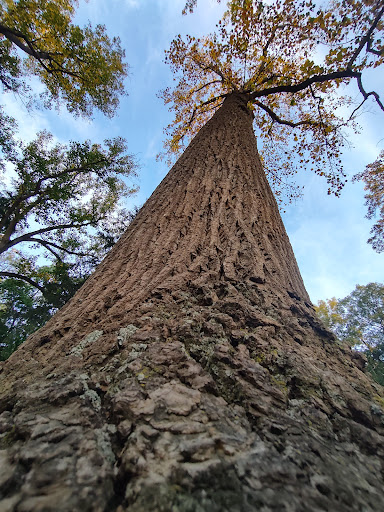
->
[252,25,283,83]
[0,157,114,240]
[27,237,92,259]
[0,220,97,255]
[0,23,51,60]
[27,238,62,261]
[187,94,227,127]
[347,4,384,68]
[191,80,222,96]
[356,74,384,112]
[249,69,359,100]
[0,23,83,80]
[254,100,317,128]
[249,68,383,115]
[0,271,45,293]
[191,54,238,90]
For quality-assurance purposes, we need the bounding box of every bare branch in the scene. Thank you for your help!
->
[347,4,384,68]
[345,97,369,124]
[356,74,384,112]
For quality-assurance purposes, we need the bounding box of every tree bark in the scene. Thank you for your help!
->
[1,92,384,511]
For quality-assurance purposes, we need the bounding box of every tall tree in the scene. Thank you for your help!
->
[316,283,384,385]
[0,0,128,117]
[1,2,384,511]
[354,150,384,252]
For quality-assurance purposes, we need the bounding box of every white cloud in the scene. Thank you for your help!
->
[124,0,140,7]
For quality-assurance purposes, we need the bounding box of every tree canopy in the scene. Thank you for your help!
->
[316,283,384,385]
[353,150,384,253]
[163,0,384,201]
[0,0,128,117]
[0,108,137,293]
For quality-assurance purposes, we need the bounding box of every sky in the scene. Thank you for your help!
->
[1,0,383,304]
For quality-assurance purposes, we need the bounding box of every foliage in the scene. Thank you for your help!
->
[0,109,137,294]
[0,263,84,360]
[316,283,384,385]
[353,150,384,253]
[0,0,128,117]
[315,297,346,339]
[0,1,135,359]
[0,277,48,360]
[163,0,384,202]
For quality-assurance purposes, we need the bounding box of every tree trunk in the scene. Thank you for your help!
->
[1,93,384,512]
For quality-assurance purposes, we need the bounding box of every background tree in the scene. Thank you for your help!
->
[316,283,384,385]
[0,0,136,357]
[0,277,50,360]
[0,110,138,358]
[315,296,346,339]
[0,207,141,360]
[0,111,137,280]
[162,0,384,202]
[353,150,384,253]
[0,0,128,117]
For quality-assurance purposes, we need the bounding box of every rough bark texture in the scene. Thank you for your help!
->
[1,93,384,511]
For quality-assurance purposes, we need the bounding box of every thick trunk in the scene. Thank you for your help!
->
[1,93,384,511]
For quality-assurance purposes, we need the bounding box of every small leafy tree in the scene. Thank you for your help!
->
[316,283,384,385]
[0,0,128,117]
[162,0,384,201]
[315,297,346,339]
[353,150,384,253]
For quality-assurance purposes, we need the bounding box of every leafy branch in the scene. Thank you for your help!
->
[0,0,128,117]
[161,0,384,202]
[0,114,138,293]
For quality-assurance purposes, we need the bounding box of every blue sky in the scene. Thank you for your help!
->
[2,0,383,303]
